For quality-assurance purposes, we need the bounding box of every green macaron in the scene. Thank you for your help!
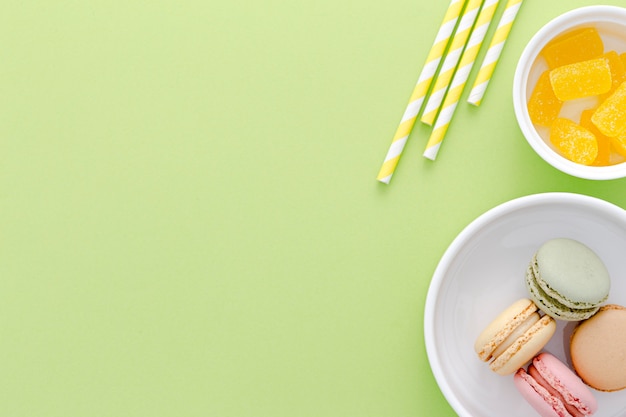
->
[525,238,610,321]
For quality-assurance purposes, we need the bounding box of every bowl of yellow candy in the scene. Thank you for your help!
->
[513,6,626,180]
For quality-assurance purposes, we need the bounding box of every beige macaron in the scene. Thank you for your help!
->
[570,304,626,392]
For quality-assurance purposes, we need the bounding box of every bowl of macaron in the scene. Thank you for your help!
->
[513,6,626,180]
[424,192,626,417]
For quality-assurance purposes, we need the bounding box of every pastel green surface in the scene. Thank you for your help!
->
[3,1,626,416]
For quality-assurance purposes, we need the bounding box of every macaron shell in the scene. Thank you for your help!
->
[534,238,610,308]
[571,304,626,392]
[490,315,556,375]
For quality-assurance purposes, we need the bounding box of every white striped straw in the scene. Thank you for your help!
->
[420,0,484,126]
[376,0,468,184]
[467,0,524,106]
[424,0,500,160]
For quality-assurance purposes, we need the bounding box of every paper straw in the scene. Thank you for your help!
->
[467,0,524,106]
[376,0,468,184]
[423,0,500,160]
[420,0,484,126]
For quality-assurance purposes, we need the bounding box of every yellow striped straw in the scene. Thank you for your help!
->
[376,0,467,184]
[420,0,484,126]
[467,0,524,106]
[424,0,500,160]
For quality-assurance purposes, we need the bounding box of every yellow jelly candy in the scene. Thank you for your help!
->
[550,118,598,165]
[541,27,604,69]
[621,52,626,68]
[580,109,611,166]
[600,51,626,99]
[549,58,612,101]
[592,80,626,137]
[610,132,626,158]
[528,71,562,127]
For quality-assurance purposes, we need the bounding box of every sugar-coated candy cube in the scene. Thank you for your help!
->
[528,71,562,127]
[592,81,626,137]
[541,28,604,69]
[580,109,611,166]
[549,58,612,101]
[600,51,626,99]
[550,118,598,165]
[620,52,626,69]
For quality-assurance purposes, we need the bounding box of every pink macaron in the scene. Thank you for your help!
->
[514,352,597,417]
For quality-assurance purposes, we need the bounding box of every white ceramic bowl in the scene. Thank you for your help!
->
[513,6,626,180]
[424,193,626,417]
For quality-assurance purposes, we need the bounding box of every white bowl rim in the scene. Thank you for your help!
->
[423,192,626,417]
[513,5,626,180]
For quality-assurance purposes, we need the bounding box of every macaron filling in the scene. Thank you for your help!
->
[491,311,540,359]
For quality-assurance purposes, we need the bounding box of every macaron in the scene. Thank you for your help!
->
[570,304,626,392]
[525,238,610,321]
[514,352,597,417]
[474,298,556,375]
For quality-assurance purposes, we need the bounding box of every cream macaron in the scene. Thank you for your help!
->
[475,298,556,375]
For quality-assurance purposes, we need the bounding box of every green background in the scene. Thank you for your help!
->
[2,1,626,416]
